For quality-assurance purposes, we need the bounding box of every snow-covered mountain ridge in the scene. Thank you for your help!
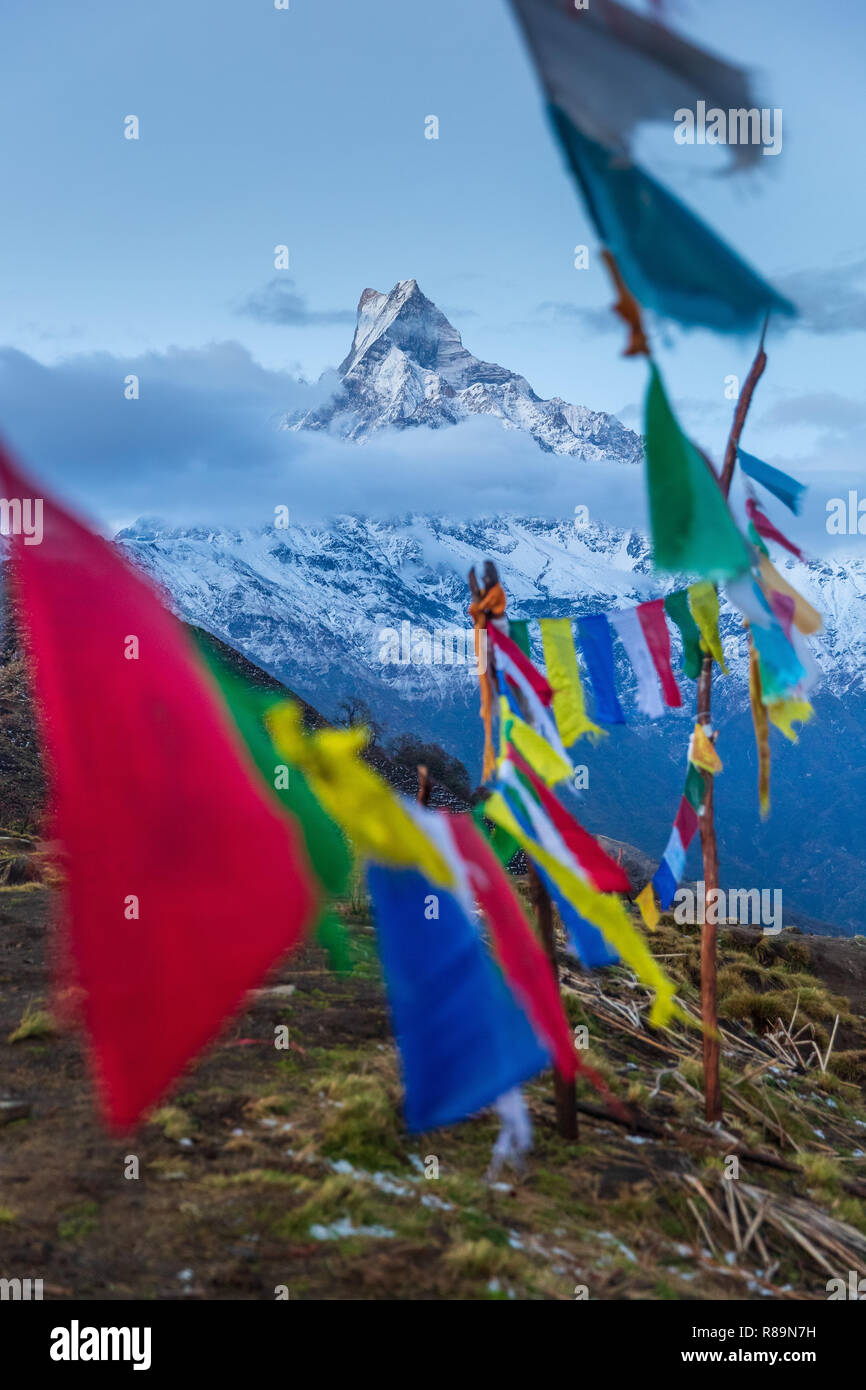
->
[116,511,864,709]
[116,510,865,933]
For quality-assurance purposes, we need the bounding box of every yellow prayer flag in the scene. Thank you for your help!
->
[748,638,771,819]
[635,882,660,932]
[266,703,454,887]
[689,722,723,775]
[767,698,814,744]
[539,617,604,747]
[687,582,728,672]
[498,697,574,786]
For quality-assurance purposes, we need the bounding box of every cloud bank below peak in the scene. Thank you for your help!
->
[0,339,647,533]
[0,339,854,560]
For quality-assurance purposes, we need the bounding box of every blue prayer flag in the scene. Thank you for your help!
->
[577,613,626,725]
[738,449,805,515]
[367,866,549,1131]
[652,859,678,911]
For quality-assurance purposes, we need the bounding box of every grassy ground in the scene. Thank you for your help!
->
[2,884,866,1300]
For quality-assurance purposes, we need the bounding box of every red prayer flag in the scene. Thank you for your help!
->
[0,447,317,1129]
[636,597,682,708]
[745,498,805,562]
[673,797,699,848]
[488,625,554,705]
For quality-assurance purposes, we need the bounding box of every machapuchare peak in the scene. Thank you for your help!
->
[283,279,643,462]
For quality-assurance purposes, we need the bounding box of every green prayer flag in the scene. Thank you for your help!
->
[664,589,703,680]
[314,910,354,976]
[508,619,532,661]
[472,801,520,869]
[511,763,541,805]
[684,762,706,813]
[645,364,751,581]
[194,636,352,904]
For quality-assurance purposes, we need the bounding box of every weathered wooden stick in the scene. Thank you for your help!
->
[698,319,770,1124]
[528,861,579,1140]
[720,313,769,493]
[467,565,577,1140]
[416,764,432,807]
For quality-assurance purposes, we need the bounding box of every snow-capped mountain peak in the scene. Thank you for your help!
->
[282,279,643,462]
[338,279,464,379]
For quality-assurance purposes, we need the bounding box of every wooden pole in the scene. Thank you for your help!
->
[528,863,578,1140]
[597,251,771,1125]
[696,659,722,1123]
[468,565,577,1141]
[416,764,432,807]
[698,318,769,1123]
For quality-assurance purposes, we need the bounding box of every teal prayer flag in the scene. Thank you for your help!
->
[548,109,795,334]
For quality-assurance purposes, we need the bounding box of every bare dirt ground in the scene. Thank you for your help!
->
[2,884,866,1301]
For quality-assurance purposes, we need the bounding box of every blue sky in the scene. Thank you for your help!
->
[1,0,864,538]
